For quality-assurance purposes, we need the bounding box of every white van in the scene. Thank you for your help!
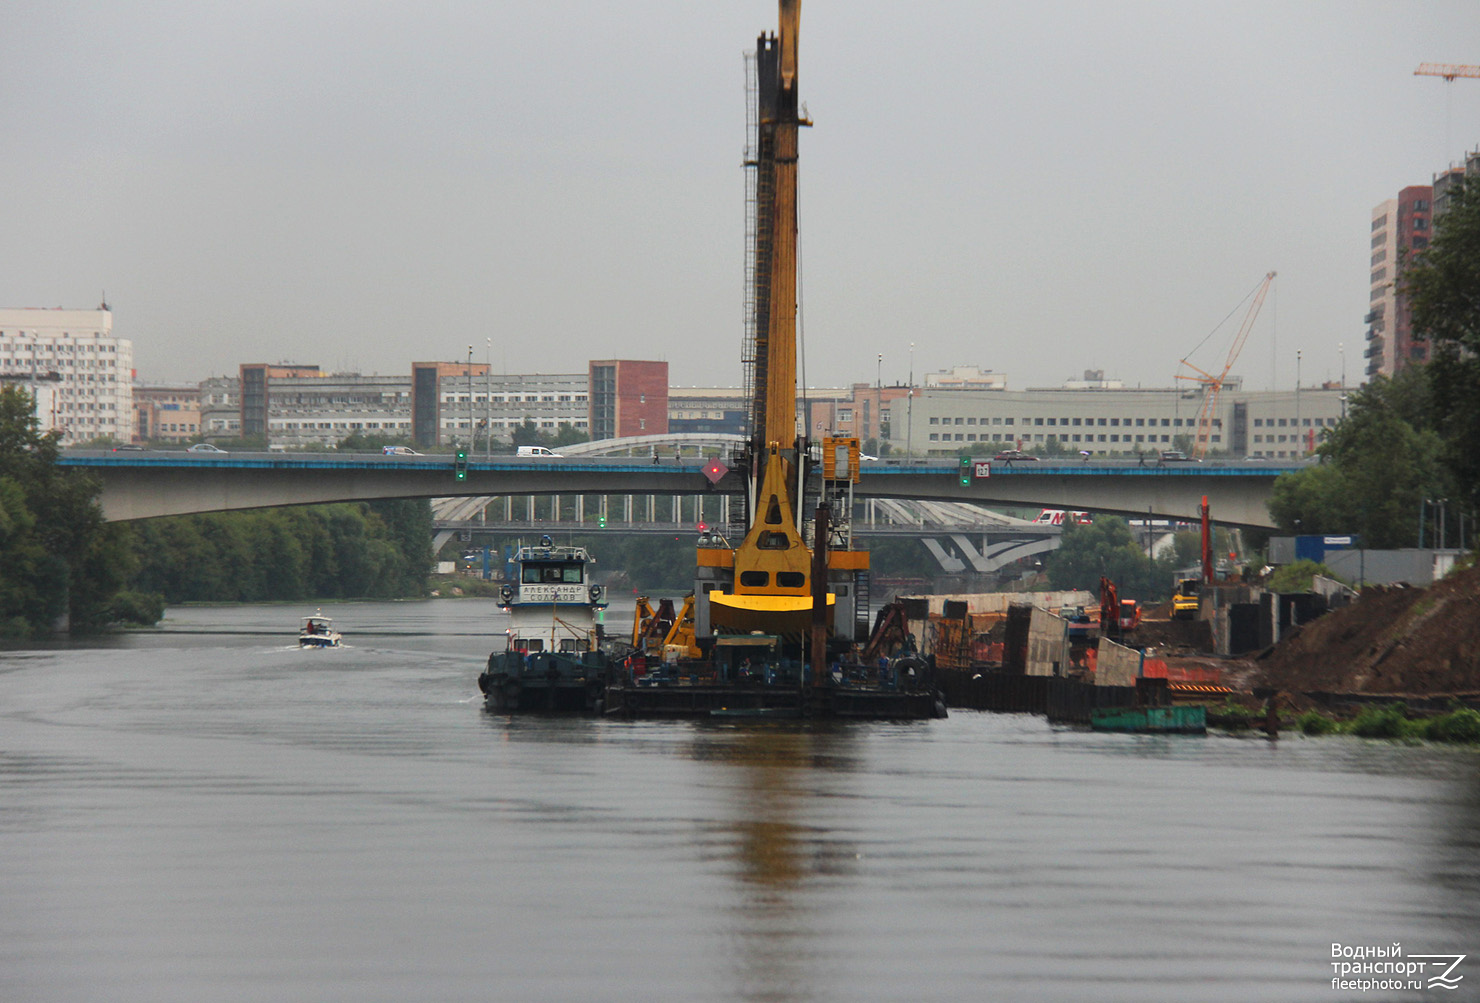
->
[517,446,563,458]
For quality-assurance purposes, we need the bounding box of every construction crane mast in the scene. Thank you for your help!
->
[701,0,864,650]
[1176,271,1276,459]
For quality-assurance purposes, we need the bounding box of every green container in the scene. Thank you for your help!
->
[1090,705,1206,734]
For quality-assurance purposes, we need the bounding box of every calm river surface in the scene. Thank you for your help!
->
[2,599,1477,1002]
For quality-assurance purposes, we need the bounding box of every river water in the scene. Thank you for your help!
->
[1,599,1476,1002]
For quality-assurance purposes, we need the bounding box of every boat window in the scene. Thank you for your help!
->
[522,562,581,584]
[757,531,789,550]
[524,640,543,653]
[776,572,806,588]
[740,571,769,587]
[559,639,589,653]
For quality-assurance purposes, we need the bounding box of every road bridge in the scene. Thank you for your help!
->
[61,451,1303,529]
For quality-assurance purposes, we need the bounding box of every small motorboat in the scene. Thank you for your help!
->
[298,612,342,648]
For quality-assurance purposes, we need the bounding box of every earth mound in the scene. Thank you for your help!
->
[1253,562,1480,696]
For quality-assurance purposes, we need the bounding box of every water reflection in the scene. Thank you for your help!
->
[692,725,860,1003]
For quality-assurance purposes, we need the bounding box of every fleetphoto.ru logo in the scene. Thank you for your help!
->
[1331,943,1466,992]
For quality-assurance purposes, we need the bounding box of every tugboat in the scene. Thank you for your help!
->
[298,611,342,648]
[478,536,610,712]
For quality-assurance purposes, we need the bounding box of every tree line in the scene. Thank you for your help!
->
[0,387,435,637]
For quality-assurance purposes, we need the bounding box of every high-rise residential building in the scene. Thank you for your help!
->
[1432,149,1479,219]
[0,307,133,443]
[1367,185,1436,380]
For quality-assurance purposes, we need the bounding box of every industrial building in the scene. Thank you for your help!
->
[883,379,1345,459]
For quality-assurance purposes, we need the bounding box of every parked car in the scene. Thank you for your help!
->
[993,449,1038,462]
[186,443,226,453]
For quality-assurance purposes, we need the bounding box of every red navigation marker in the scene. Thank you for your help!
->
[702,458,728,485]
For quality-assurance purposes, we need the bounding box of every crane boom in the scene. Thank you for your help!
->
[1176,271,1276,458]
[1415,63,1480,81]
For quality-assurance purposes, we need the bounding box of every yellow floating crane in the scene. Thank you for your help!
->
[701,0,870,670]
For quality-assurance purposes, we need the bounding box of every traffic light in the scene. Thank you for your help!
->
[598,514,607,528]
[959,456,972,486]
[454,447,468,481]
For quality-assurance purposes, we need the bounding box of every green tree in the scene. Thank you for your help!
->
[1267,369,1448,547]
[0,386,146,635]
[1045,516,1177,601]
[1403,174,1480,520]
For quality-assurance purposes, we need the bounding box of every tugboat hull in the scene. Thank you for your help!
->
[479,651,608,713]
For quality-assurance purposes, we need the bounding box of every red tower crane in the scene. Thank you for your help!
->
[1176,271,1276,459]
[1414,63,1480,82]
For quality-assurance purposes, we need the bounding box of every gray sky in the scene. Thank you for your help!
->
[3,1,1478,393]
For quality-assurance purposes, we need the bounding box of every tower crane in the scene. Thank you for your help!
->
[1414,63,1480,82]
[1175,271,1276,459]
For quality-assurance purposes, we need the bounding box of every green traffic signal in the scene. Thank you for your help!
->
[454,446,468,481]
[598,515,607,528]
[959,456,972,486]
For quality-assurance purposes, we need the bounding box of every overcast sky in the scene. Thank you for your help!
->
[3,1,1478,394]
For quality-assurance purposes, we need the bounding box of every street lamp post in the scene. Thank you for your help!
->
[1338,342,1346,420]
[485,337,492,459]
[466,344,474,451]
[1295,350,1302,455]
[906,342,915,460]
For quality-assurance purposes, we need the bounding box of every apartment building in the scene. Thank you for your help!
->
[0,306,133,443]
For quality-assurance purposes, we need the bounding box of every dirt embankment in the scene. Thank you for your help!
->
[1253,562,1480,697]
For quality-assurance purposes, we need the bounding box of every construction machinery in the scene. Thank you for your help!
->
[1414,63,1480,81]
[695,0,872,668]
[1098,576,1141,642]
[1176,272,1275,458]
[604,1,940,718]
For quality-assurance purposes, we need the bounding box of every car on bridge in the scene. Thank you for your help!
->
[383,446,422,456]
[186,443,227,453]
[1159,450,1198,463]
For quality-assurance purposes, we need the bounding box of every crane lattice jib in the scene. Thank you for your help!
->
[1414,63,1480,81]
[1175,271,1275,458]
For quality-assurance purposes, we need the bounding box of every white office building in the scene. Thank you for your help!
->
[0,307,133,444]
[888,382,1346,459]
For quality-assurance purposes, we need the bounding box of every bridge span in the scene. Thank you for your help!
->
[61,451,1303,528]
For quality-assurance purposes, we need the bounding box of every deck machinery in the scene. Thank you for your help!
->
[606,1,942,719]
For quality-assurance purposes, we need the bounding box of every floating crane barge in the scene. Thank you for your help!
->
[605,0,944,720]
